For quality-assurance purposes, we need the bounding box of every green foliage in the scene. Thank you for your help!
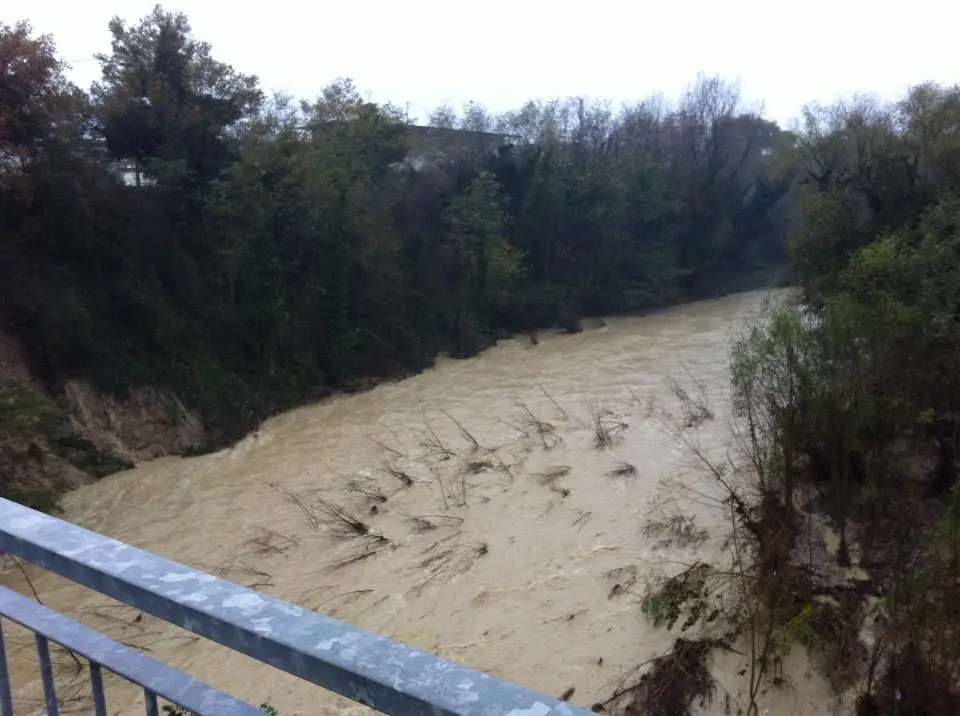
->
[0,13,794,451]
[1,488,61,513]
[93,4,263,190]
[782,601,824,651]
[440,171,524,350]
[0,381,62,440]
[0,382,65,511]
[641,563,716,632]
[735,81,960,705]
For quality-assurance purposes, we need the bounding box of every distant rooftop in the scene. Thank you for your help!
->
[406,125,520,142]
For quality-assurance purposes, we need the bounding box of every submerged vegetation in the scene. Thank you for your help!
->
[595,638,720,716]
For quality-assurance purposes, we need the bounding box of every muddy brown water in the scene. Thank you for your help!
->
[1,290,842,716]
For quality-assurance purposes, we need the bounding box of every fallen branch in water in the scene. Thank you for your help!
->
[404,513,464,532]
[515,394,556,449]
[379,460,415,486]
[315,500,390,544]
[604,461,637,478]
[441,409,483,452]
[346,476,389,504]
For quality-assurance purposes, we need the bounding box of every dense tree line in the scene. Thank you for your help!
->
[1,7,793,441]
[729,83,960,713]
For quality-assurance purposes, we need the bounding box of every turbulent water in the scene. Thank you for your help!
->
[1,290,840,716]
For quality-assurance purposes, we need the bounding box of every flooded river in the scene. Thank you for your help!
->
[1,290,839,716]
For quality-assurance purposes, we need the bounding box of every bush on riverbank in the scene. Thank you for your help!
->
[717,84,960,712]
[620,82,960,715]
[0,381,64,510]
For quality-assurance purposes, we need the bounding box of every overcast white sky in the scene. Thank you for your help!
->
[18,0,960,128]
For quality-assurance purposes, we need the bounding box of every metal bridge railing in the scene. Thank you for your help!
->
[0,586,264,716]
[0,498,591,716]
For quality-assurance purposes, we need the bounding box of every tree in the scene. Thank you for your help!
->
[92,5,262,189]
[442,171,523,353]
[0,21,78,187]
[1,11,800,502]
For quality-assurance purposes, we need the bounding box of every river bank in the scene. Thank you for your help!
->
[0,289,851,716]
[1,277,788,514]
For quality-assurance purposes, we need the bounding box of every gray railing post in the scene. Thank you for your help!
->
[89,662,107,716]
[0,620,13,716]
[34,634,60,716]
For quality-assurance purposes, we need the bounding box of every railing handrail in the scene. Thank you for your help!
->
[0,586,264,716]
[0,498,590,716]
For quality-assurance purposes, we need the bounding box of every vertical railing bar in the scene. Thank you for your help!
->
[35,635,59,716]
[89,662,107,716]
[0,620,13,716]
[144,689,159,716]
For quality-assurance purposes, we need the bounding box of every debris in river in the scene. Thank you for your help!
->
[209,557,273,590]
[314,499,389,544]
[379,459,415,486]
[668,372,713,429]
[370,436,404,458]
[571,510,592,528]
[642,512,709,548]
[327,548,382,570]
[417,413,457,461]
[641,562,713,631]
[539,385,568,420]
[459,458,493,475]
[404,513,464,532]
[315,588,372,611]
[407,514,436,531]
[478,411,529,440]
[604,462,637,479]
[345,476,388,504]
[412,542,488,592]
[597,638,719,716]
[278,487,322,529]
[242,528,298,557]
[591,404,614,448]
[606,566,639,599]
[515,395,558,449]
[492,455,514,480]
[536,466,571,484]
[543,609,588,625]
[441,409,484,452]
[590,403,628,448]
[436,466,468,508]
